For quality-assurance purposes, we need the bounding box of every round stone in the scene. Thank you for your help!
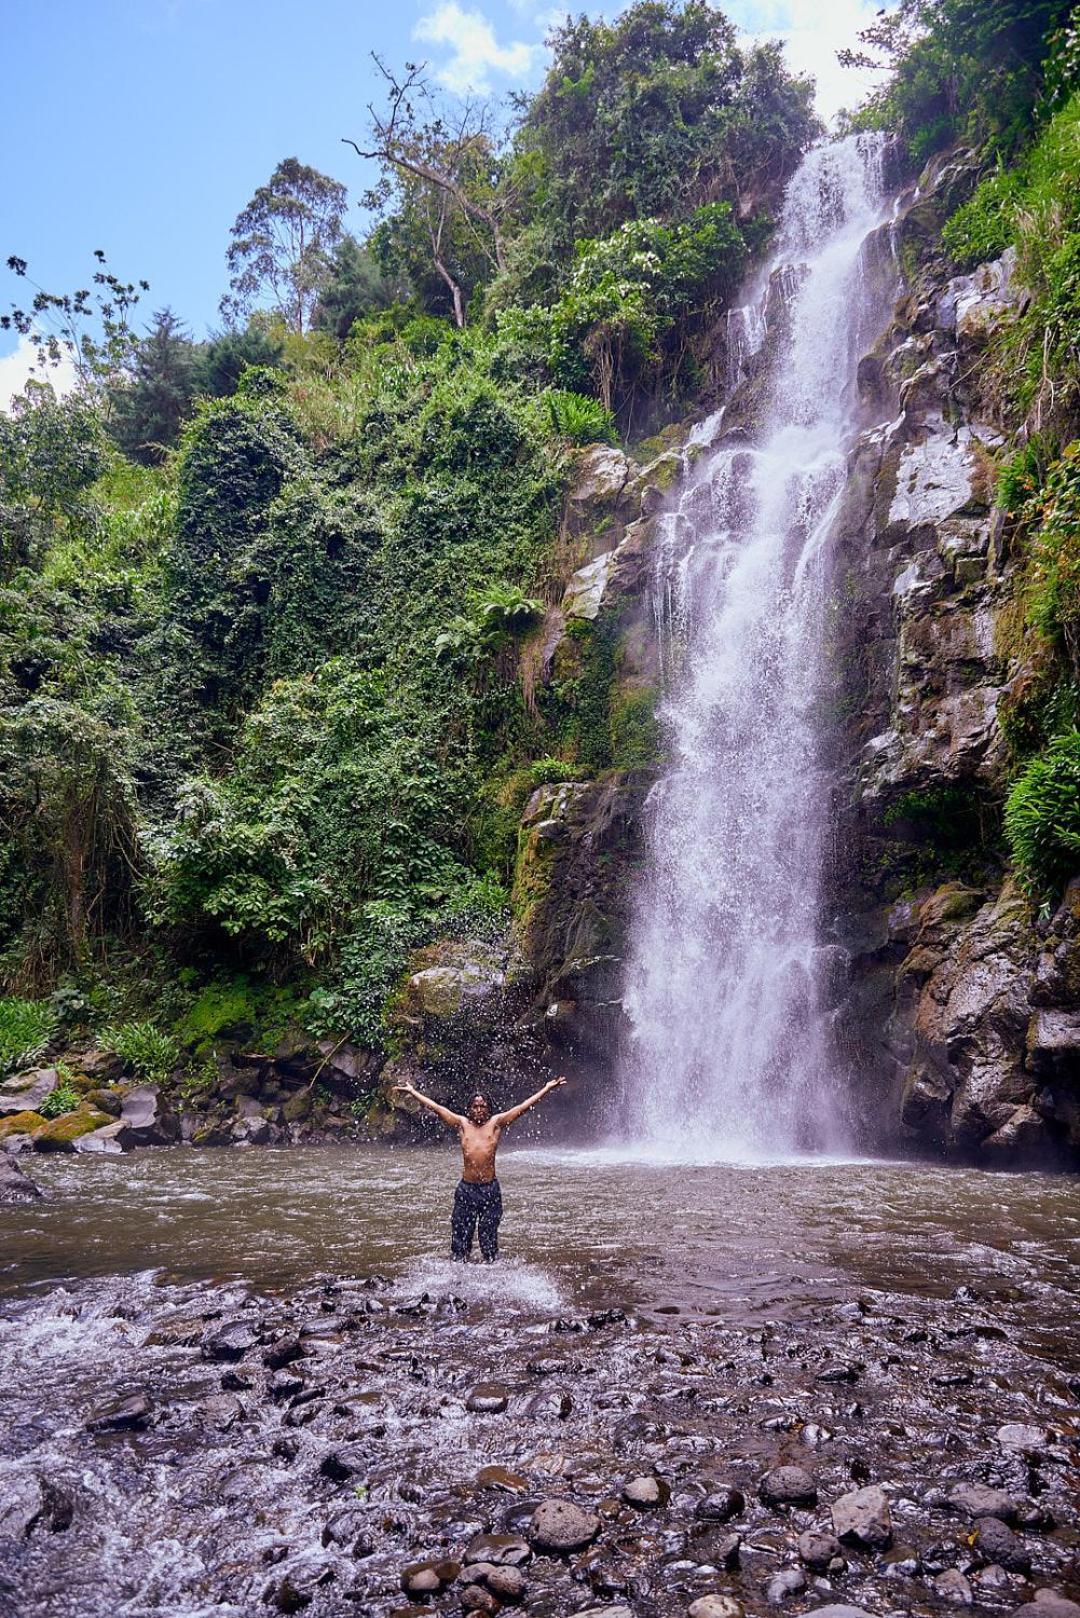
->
[622,1475,670,1508]
[759,1466,818,1507]
[688,1597,745,1618]
[798,1530,841,1570]
[526,1497,600,1553]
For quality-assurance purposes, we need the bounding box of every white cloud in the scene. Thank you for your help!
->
[728,0,888,125]
[414,2,536,93]
[0,332,78,415]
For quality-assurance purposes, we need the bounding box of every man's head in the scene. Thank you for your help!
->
[466,1092,493,1124]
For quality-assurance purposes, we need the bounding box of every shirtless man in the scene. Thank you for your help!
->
[392,1078,567,1261]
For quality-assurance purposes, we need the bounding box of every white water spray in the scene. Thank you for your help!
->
[619,135,897,1160]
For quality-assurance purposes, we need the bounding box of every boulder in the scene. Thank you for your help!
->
[465,1383,509,1414]
[798,1529,841,1570]
[86,1390,152,1432]
[696,1486,745,1521]
[73,1121,125,1155]
[0,1153,43,1201]
[463,1533,530,1568]
[767,1568,807,1602]
[831,1484,892,1548]
[974,1516,1030,1572]
[33,1107,112,1151]
[688,1599,745,1618]
[568,444,628,507]
[526,1498,599,1553]
[947,1483,1018,1522]
[115,1085,177,1147]
[1010,1600,1080,1618]
[622,1475,670,1508]
[0,1067,58,1115]
[201,1319,260,1363]
[563,551,617,621]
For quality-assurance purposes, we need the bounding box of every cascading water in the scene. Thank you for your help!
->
[618,134,898,1160]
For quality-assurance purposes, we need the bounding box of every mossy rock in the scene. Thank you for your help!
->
[84,1087,124,1117]
[0,1110,47,1139]
[282,1089,312,1124]
[63,1072,98,1095]
[33,1108,112,1151]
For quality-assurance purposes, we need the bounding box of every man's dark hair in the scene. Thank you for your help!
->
[468,1092,493,1111]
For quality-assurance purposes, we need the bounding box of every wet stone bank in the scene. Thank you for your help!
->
[2,1256,1079,1618]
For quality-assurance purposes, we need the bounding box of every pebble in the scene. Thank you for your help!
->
[759,1465,817,1507]
[798,1530,841,1570]
[463,1532,531,1567]
[466,1383,509,1414]
[622,1475,670,1508]
[831,1483,892,1549]
[526,1497,600,1553]
[934,1569,974,1605]
[688,1597,745,1618]
[696,1486,745,1522]
[766,1567,808,1602]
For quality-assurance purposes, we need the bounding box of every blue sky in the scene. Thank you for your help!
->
[0,0,883,393]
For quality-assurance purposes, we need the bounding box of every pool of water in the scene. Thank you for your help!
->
[7,1145,1080,1363]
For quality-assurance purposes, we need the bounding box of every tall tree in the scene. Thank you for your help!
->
[107,308,197,465]
[222,158,348,334]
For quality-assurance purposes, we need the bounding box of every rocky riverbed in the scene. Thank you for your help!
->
[1,1150,1078,1618]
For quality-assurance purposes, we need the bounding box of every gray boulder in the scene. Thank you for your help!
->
[526,1498,599,1553]
[831,1483,892,1548]
[0,1067,57,1115]
[0,1154,43,1201]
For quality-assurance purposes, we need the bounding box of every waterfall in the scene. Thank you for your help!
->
[617,135,897,1160]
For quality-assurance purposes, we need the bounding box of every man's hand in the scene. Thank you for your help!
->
[547,1076,567,1090]
[392,1083,417,1098]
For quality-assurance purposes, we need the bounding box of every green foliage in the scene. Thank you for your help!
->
[0,996,55,1075]
[0,391,106,580]
[38,1081,80,1119]
[942,167,1022,270]
[521,1,818,253]
[223,157,348,334]
[541,390,618,445]
[1024,441,1080,657]
[995,432,1057,512]
[107,308,198,464]
[101,1019,182,1085]
[1005,728,1080,893]
[842,0,1074,161]
[191,325,285,398]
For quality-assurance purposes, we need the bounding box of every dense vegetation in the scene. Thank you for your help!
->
[0,2,817,1070]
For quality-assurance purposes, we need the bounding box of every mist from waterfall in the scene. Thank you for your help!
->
[617,134,897,1161]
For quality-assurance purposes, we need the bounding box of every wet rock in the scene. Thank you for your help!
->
[476,1465,528,1493]
[1011,1597,1080,1618]
[688,1598,745,1618]
[0,1472,46,1540]
[461,1588,500,1616]
[116,1084,177,1147]
[996,1423,1050,1455]
[200,1393,243,1431]
[759,1465,817,1507]
[466,1383,509,1414]
[0,1067,58,1115]
[947,1482,1018,1522]
[803,1609,875,1618]
[622,1475,670,1508]
[831,1483,892,1548]
[86,1390,152,1432]
[200,1318,259,1362]
[321,1507,374,1557]
[72,1120,125,1155]
[696,1485,745,1522]
[974,1516,1030,1572]
[695,1529,742,1569]
[934,1569,974,1605]
[264,1336,306,1370]
[574,1608,635,1618]
[401,1559,457,1597]
[318,1445,366,1483]
[799,1530,842,1570]
[526,1498,600,1553]
[524,1388,573,1419]
[767,1567,808,1601]
[268,1369,305,1401]
[486,1565,526,1602]
[268,1573,313,1612]
[0,1153,43,1201]
[463,1532,531,1567]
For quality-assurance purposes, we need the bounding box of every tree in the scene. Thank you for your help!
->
[345,58,513,327]
[2,251,148,389]
[191,324,285,398]
[107,308,197,464]
[222,158,348,334]
[0,390,104,580]
[312,235,408,339]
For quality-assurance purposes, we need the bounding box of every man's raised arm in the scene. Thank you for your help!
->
[494,1076,567,1127]
[392,1082,464,1128]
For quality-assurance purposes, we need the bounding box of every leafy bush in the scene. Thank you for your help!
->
[995,433,1056,513]
[542,390,618,445]
[101,1020,181,1085]
[1024,441,1080,658]
[1005,728,1080,894]
[38,1081,80,1119]
[0,996,55,1075]
[942,167,1021,270]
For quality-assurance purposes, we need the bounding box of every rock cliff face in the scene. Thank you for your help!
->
[491,146,1080,1166]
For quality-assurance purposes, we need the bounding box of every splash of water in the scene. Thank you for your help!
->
[618,135,897,1161]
